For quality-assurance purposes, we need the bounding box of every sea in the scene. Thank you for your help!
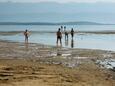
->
[0,25,115,51]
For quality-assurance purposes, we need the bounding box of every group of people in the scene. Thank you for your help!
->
[23,26,75,47]
[56,26,74,46]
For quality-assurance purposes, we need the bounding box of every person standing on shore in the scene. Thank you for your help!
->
[56,28,62,46]
[24,29,29,43]
[71,28,74,39]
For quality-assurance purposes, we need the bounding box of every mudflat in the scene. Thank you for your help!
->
[0,41,115,86]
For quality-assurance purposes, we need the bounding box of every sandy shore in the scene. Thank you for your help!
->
[0,41,115,86]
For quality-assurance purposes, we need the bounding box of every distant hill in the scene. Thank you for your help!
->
[0,21,106,25]
[57,21,103,25]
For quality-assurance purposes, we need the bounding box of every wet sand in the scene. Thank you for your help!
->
[0,41,115,86]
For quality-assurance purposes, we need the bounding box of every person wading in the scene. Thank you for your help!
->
[56,28,62,46]
[71,28,74,39]
[24,29,29,43]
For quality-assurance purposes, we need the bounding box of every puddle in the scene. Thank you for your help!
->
[74,57,89,59]
[50,53,71,57]
[62,54,71,56]
[96,59,115,69]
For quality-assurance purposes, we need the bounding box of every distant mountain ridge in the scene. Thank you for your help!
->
[0,21,110,25]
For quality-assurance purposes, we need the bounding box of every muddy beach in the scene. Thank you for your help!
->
[0,41,115,86]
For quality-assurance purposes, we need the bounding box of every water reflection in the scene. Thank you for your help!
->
[25,42,29,51]
[56,43,62,48]
[56,44,62,56]
[65,39,69,47]
[71,38,74,48]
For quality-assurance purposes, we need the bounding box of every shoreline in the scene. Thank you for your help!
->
[0,40,115,59]
[1,30,115,35]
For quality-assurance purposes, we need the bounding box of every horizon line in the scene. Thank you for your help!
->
[0,21,114,25]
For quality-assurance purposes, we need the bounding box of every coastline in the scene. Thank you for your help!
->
[1,30,115,35]
[0,40,114,59]
[0,40,115,86]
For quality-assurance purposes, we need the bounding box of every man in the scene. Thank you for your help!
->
[56,28,62,45]
[24,29,29,43]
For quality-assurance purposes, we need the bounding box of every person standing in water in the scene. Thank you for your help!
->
[64,28,68,40]
[71,28,74,39]
[61,26,63,32]
[56,28,62,46]
[24,29,29,43]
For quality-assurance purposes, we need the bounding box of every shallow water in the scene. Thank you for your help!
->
[96,59,115,69]
[0,25,115,51]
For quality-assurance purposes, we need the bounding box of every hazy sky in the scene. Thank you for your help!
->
[1,0,115,3]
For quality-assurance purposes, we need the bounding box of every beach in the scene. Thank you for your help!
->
[0,41,115,86]
[1,1,115,86]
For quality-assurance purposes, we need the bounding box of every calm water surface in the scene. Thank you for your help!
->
[0,25,115,51]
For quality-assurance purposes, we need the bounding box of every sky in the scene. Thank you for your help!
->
[0,0,115,23]
[1,0,115,3]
